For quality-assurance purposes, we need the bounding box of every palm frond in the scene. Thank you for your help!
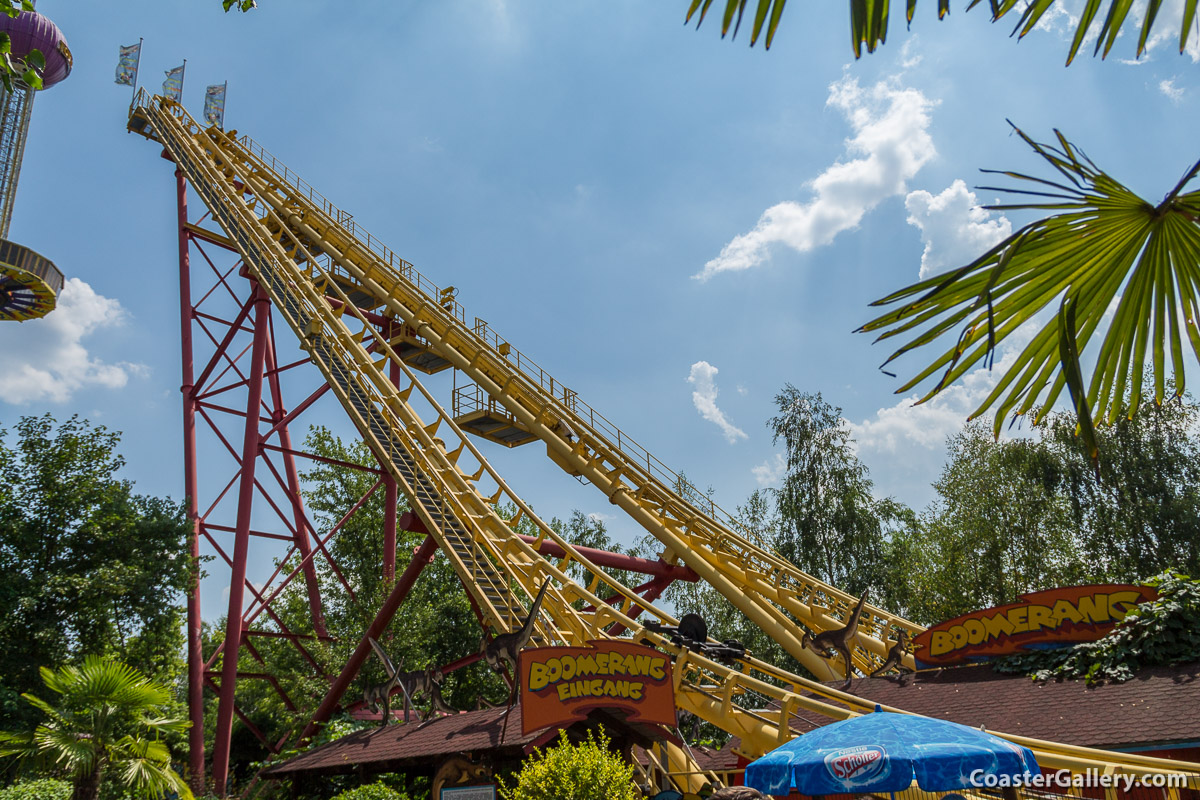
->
[50,657,170,711]
[137,716,191,737]
[18,692,67,725]
[685,0,1199,63]
[858,124,1200,440]
[685,0,789,48]
[32,725,98,775]
[0,730,37,759]
[114,736,194,800]
[3,656,191,800]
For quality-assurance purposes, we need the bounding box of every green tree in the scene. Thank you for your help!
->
[295,427,502,712]
[0,657,191,800]
[1042,400,1200,579]
[498,730,639,800]
[548,510,632,594]
[0,415,192,731]
[767,386,909,598]
[899,422,1082,624]
[892,398,1200,625]
[216,426,509,766]
[329,781,413,800]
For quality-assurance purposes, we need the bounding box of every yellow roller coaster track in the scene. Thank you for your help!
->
[129,93,1200,794]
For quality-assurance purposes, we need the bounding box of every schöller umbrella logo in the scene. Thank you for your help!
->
[824,745,890,787]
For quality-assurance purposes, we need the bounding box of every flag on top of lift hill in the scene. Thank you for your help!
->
[114,42,140,86]
[203,83,227,128]
[162,63,184,101]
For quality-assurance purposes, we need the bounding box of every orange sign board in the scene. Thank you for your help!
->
[519,640,676,735]
[912,584,1157,668]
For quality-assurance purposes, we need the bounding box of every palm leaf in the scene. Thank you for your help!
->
[32,724,98,775]
[113,736,194,800]
[53,656,170,711]
[0,730,36,759]
[858,123,1200,440]
[686,0,789,48]
[1,657,191,799]
[685,0,1199,63]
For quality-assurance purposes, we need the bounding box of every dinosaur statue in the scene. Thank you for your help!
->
[366,637,444,723]
[364,637,402,725]
[473,694,502,711]
[396,663,444,721]
[481,579,551,687]
[869,628,913,678]
[800,590,870,689]
[428,675,461,717]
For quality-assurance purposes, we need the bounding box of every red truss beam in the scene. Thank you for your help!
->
[301,536,439,741]
[170,176,407,796]
[168,174,693,795]
[397,511,699,582]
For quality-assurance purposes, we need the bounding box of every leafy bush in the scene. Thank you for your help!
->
[995,570,1200,684]
[0,779,72,800]
[498,729,639,800]
[329,783,409,800]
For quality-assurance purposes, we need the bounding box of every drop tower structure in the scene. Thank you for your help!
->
[0,4,69,321]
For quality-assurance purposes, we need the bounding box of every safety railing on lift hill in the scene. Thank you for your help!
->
[227,115,767,548]
[130,95,1200,792]
[138,91,918,664]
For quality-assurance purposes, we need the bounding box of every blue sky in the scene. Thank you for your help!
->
[1,1,1197,618]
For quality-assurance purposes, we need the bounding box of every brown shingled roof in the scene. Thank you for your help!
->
[264,706,540,777]
[266,704,679,778]
[788,662,1200,751]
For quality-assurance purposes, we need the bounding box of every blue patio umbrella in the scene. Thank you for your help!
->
[745,708,1039,797]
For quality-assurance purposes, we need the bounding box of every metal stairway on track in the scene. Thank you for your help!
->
[129,93,1200,795]
[140,93,535,638]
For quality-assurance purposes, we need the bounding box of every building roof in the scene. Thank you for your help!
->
[691,744,741,772]
[265,703,678,778]
[779,661,1200,751]
[633,742,742,773]
[265,706,540,777]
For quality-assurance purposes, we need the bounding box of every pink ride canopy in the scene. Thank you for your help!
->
[0,10,72,88]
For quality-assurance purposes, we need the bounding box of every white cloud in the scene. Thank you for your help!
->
[587,512,616,525]
[849,320,1044,455]
[900,36,924,69]
[695,75,937,281]
[687,361,747,443]
[1160,78,1185,103]
[0,278,145,404]
[905,180,1013,278]
[850,371,998,455]
[752,453,786,487]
